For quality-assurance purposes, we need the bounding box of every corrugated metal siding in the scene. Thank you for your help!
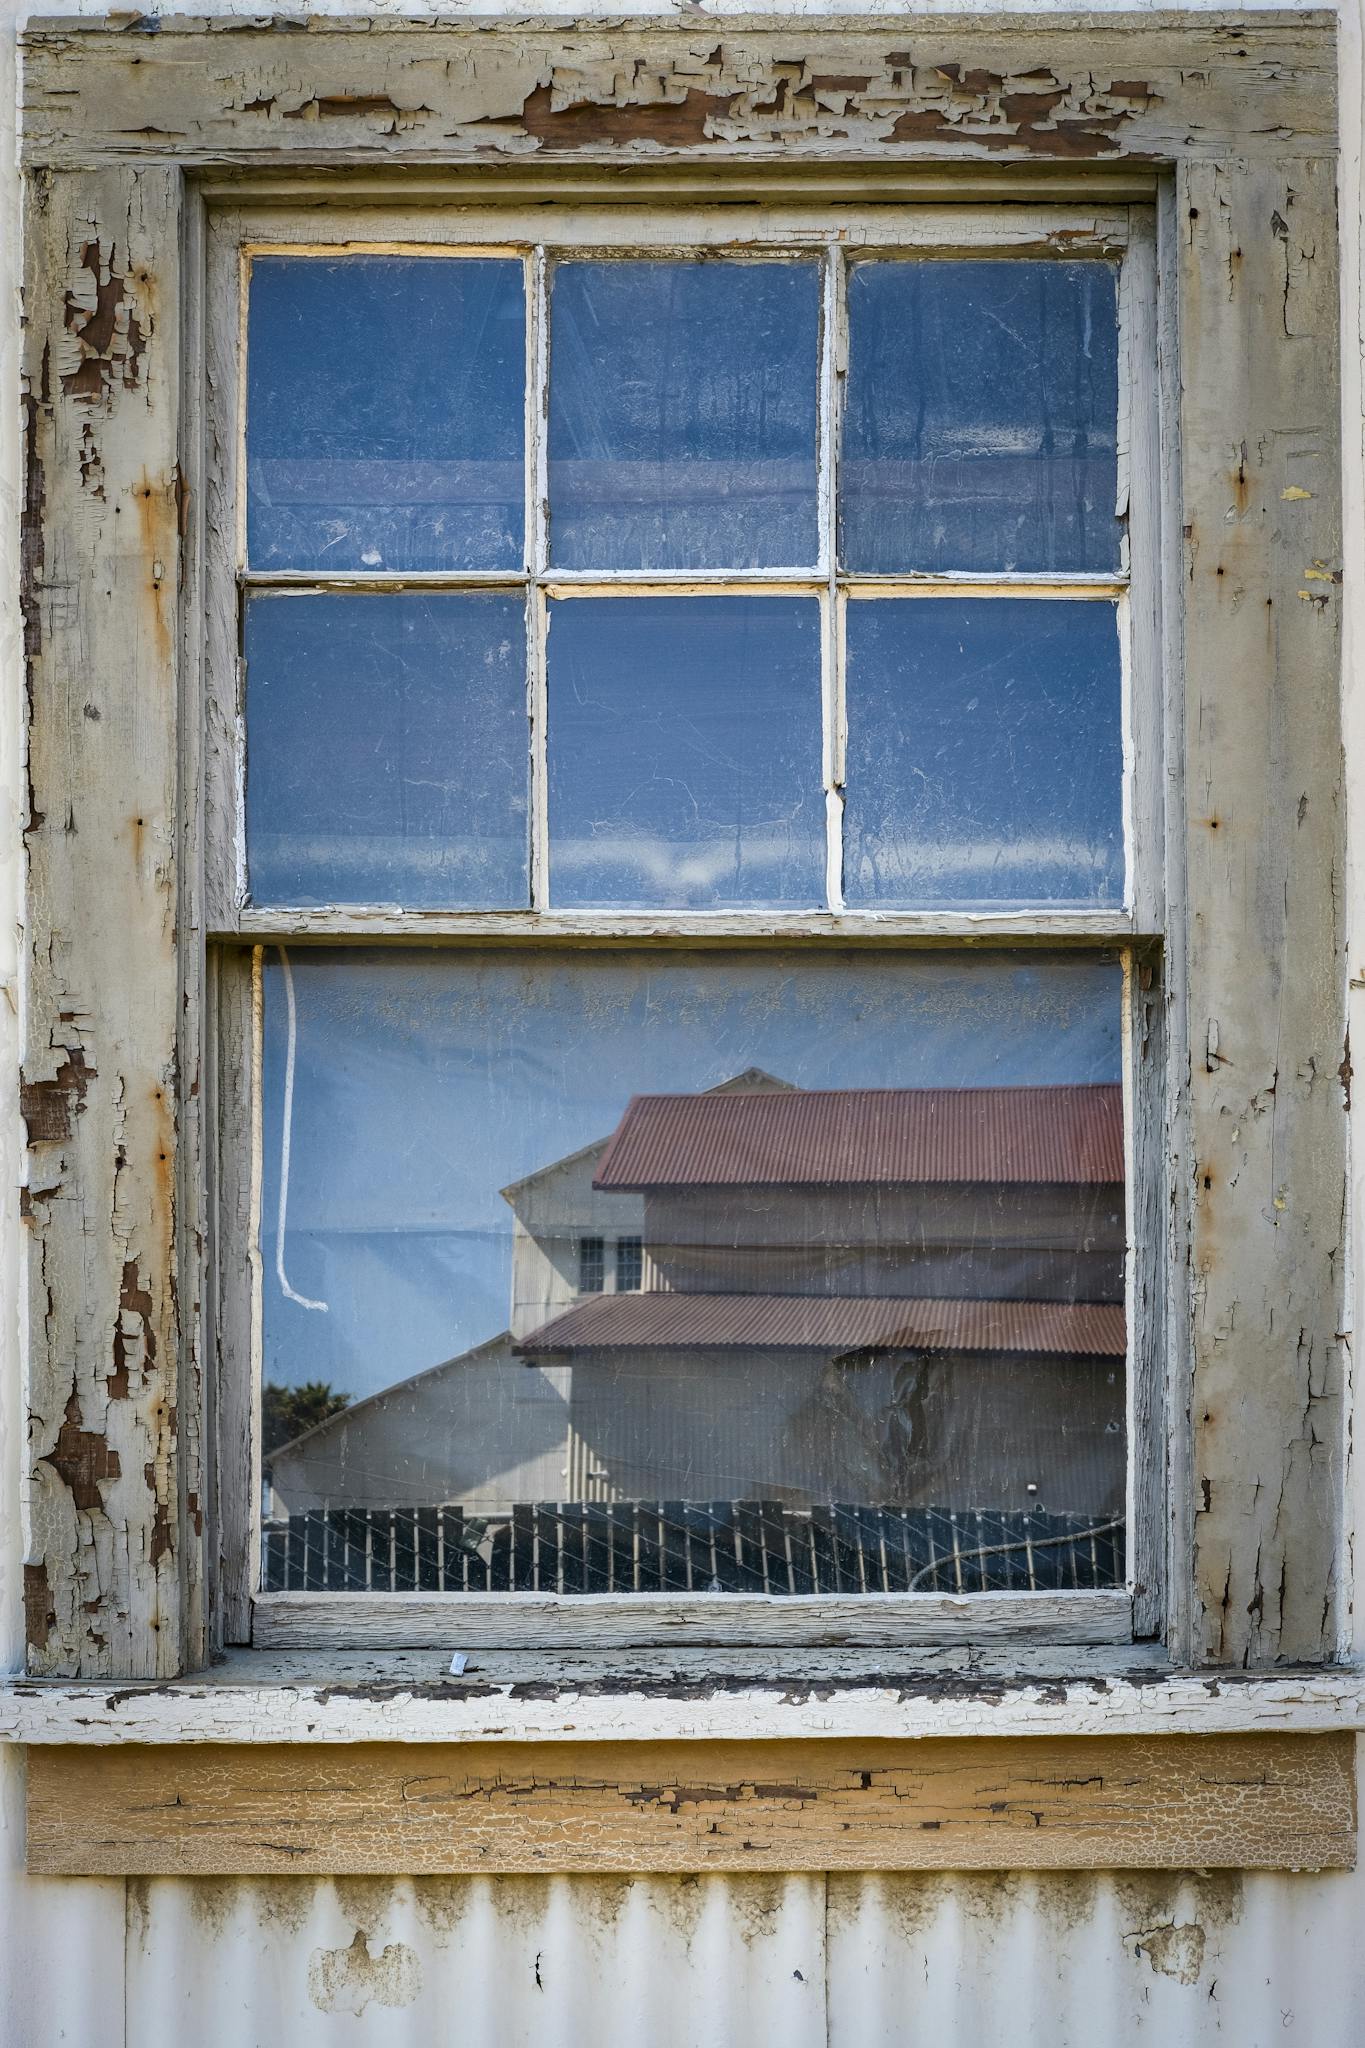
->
[595,1086,1125,1190]
[112,1859,1365,2048]
[521,1290,1127,1355]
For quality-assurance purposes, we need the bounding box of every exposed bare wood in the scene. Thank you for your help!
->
[24,1733,1356,1875]
[20,165,200,1678]
[203,164,1160,208]
[1176,157,1345,1666]
[209,951,254,1644]
[20,17,1336,172]
[227,911,1141,944]
[252,1588,1133,1651]
[16,14,1347,1680]
[5,1647,1365,1748]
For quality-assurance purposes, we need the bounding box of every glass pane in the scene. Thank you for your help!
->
[548,260,820,569]
[247,256,525,573]
[246,592,528,907]
[843,598,1123,910]
[547,596,824,909]
[840,260,1120,574]
[258,948,1127,1597]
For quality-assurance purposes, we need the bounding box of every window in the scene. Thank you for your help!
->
[16,18,1345,1691]
[615,1237,644,1294]
[221,201,1157,1632]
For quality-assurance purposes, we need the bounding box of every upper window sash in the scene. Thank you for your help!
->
[204,201,1161,939]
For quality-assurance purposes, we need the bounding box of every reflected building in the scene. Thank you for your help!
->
[267,1072,1124,1526]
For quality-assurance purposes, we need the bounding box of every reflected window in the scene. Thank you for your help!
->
[616,1237,644,1293]
[578,1237,606,1294]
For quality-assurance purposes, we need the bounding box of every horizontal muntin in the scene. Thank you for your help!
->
[225,910,1143,944]
[240,569,1127,596]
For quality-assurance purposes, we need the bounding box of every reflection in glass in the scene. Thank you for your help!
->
[547,597,825,909]
[843,598,1124,909]
[840,260,1120,574]
[247,256,525,573]
[548,260,821,569]
[258,950,1127,1596]
[245,592,528,907]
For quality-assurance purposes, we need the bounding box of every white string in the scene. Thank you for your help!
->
[275,944,328,1314]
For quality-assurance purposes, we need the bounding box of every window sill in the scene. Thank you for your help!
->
[13,1650,1358,1875]
[4,1645,1363,1748]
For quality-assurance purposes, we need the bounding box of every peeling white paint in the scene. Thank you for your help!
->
[3,0,1365,2043]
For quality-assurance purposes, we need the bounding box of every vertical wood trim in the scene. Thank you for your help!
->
[211,948,255,1643]
[20,165,193,1676]
[201,210,244,935]
[1155,173,1194,1665]
[1177,157,1345,1664]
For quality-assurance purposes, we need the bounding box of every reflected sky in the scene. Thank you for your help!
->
[246,591,529,908]
[261,949,1122,1399]
[840,259,1120,574]
[547,596,825,908]
[843,598,1124,909]
[548,258,821,569]
[248,255,526,573]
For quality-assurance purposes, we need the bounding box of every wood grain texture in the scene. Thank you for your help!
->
[24,1733,1356,1875]
[251,1589,1133,1652]
[15,13,1347,1680]
[20,165,203,1679]
[19,15,1336,171]
[1175,157,1346,1665]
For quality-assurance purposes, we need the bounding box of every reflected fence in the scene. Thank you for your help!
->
[261,1500,1124,1597]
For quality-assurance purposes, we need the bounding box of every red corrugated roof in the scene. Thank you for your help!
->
[593,1084,1123,1191]
[516,1292,1126,1358]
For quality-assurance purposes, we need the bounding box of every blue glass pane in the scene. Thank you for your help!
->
[547,596,824,908]
[248,257,525,572]
[840,261,1120,574]
[548,261,821,569]
[246,592,528,906]
[843,599,1123,909]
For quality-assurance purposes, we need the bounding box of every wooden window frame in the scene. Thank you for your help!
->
[212,196,1161,1654]
[15,12,1345,1684]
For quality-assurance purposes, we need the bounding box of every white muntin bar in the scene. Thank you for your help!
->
[528,244,551,908]
[820,240,844,913]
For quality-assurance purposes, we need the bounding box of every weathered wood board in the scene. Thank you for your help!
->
[20,164,201,1680]
[25,1734,1356,1874]
[15,12,1346,1677]
[20,15,1337,171]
